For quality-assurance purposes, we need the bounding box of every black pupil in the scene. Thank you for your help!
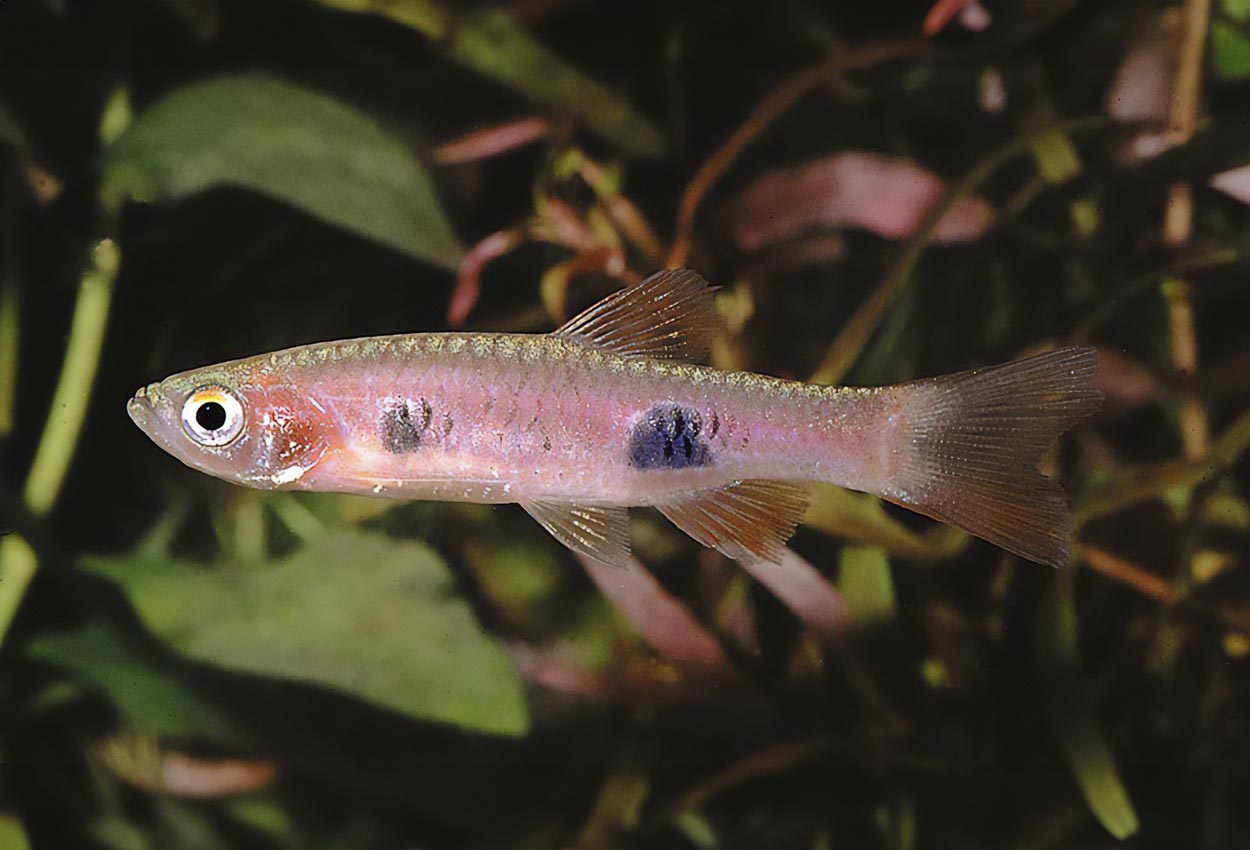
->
[196,401,228,432]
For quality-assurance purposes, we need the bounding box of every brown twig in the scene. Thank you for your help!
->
[1163,0,1212,459]
[575,155,666,264]
[1078,544,1177,604]
[667,39,927,268]
[1078,543,1250,635]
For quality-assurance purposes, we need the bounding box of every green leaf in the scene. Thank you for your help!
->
[1037,570,1139,840]
[837,545,897,629]
[101,74,462,269]
[26,624,241,742]
[1211,20,1250,81]
[86,529,530,737]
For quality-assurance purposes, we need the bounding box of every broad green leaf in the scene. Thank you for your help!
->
[26,624,240,741]
[1037,570,1139,839]
[102,75,462,269]
[838,545,896,629]
[86,529,529,737]
[313,1,665,157]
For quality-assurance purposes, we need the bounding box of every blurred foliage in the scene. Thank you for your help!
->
[2,0,1250,849]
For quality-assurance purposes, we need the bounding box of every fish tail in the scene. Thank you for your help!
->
[880,346,1101,566]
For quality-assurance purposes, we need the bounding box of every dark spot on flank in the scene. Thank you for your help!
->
[629,404,713,470]
[443,412,454,435]
[543,435,552,452]
[381,399,427,453]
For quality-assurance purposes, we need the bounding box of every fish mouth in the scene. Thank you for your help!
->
[127,383,168,440]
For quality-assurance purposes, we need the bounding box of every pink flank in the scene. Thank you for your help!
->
[284,335,896,507]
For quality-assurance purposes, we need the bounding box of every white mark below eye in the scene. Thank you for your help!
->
[270,464,307,486]
[181,386,246,447]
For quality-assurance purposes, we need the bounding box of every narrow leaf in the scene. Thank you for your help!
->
[102,74,462,269]
[737,549,850,640]
[728,151,995,253]
[0,815,30,850]
[838,545,897,630]
[312,2,664,157]
[577,553,736,675]
[805,483,967,560]
[0,102,31,154]
[445,9,664,157]
[1038,569,1139,839]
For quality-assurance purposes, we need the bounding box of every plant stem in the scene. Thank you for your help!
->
[0,236,119,648]
[23,238,119,515]
[1164,0,1212,459]
[0,276,17,438]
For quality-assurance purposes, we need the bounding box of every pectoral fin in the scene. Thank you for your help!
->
[522,500,633,567]
[659,479,809,564]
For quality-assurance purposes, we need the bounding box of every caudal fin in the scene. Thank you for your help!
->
[883,347,1101,566]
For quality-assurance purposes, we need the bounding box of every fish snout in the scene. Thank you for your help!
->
[127,383,166,431]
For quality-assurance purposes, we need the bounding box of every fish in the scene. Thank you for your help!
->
[128,269,1101,567]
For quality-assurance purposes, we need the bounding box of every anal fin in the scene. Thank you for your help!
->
[522,500,632,567]
[659,480,809,564]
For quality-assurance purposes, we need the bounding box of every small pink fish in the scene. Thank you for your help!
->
[128,270,1100,566]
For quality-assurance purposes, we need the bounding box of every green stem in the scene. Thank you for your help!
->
[0,236,119,648]
[0,160,18,438]
[0,536,38,648]
[22,237,118,515]
[0,275,17,437]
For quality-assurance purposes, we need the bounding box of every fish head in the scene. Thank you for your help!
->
[127,360,335,490]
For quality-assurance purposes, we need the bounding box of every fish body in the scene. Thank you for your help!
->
[129,270,1101,566]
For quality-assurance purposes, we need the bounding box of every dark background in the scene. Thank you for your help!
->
[2,0,1250,848]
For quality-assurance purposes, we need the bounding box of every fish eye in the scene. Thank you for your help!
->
[181,386,245,447]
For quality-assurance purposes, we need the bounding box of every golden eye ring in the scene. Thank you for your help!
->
[181,386,246,447]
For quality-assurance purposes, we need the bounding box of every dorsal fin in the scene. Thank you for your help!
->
[553,269,718,362]
[658,480,809,564]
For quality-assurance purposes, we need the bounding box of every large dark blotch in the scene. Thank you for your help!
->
[629,404,713,470]
[380,398,431,453]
